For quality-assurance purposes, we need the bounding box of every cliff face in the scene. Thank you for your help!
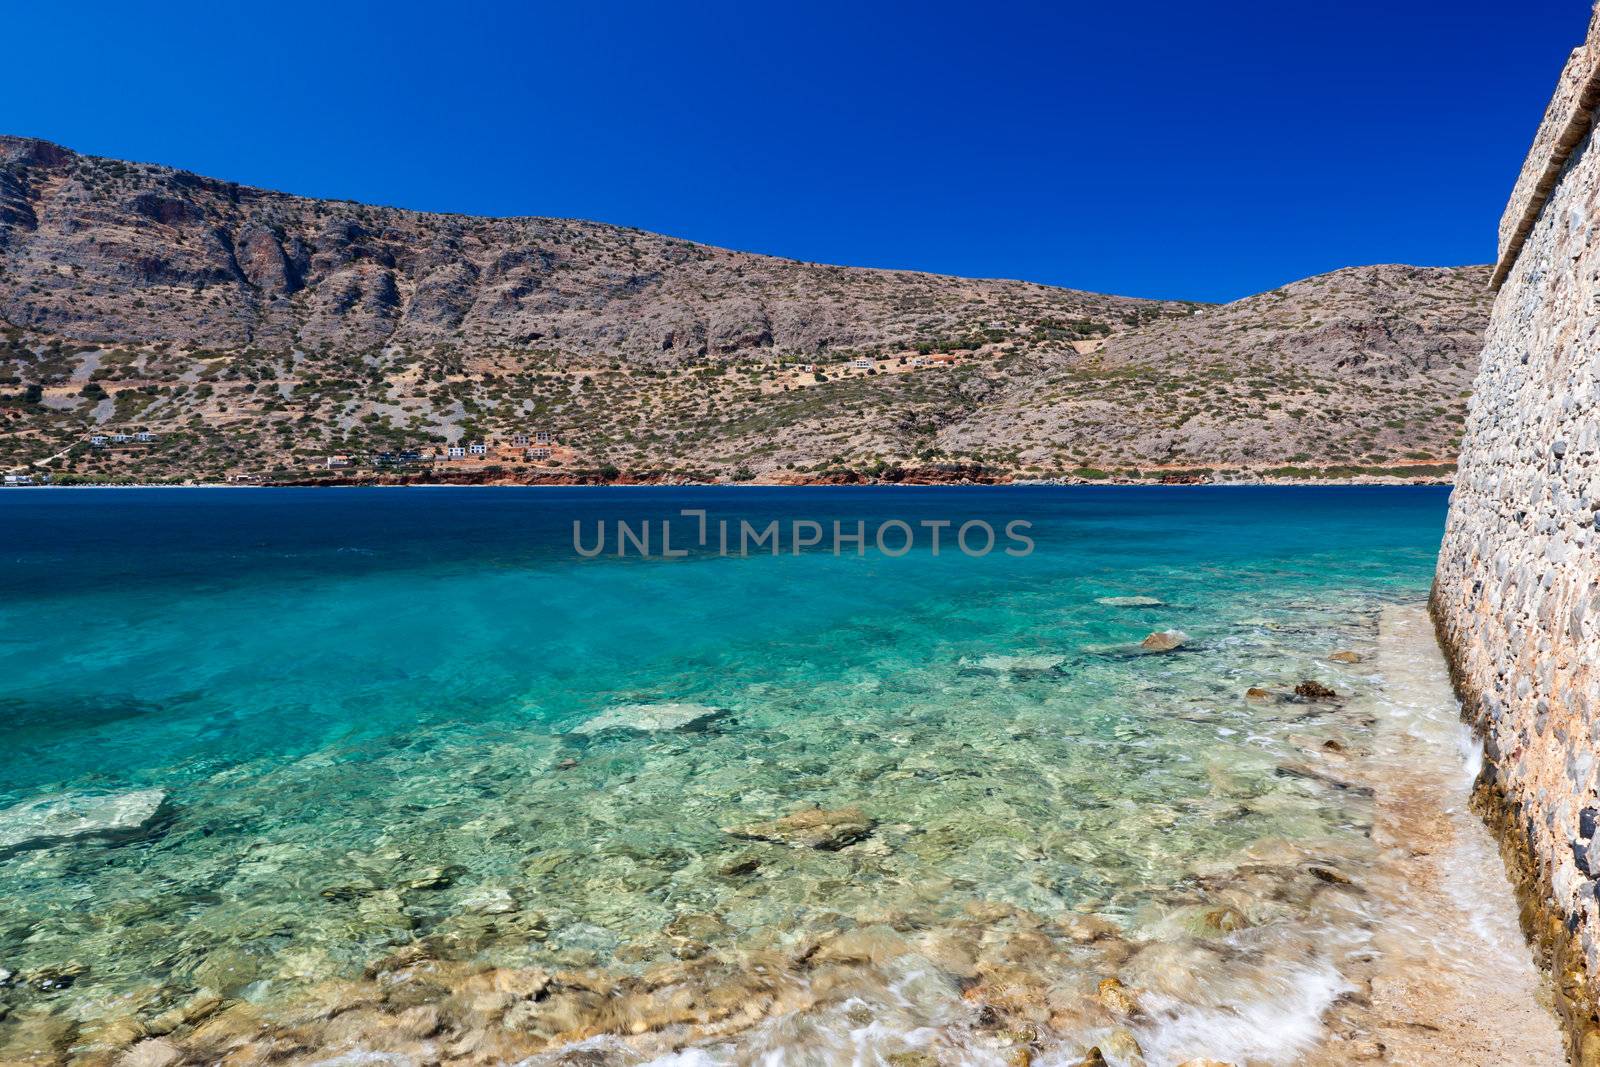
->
[0,135,1163,365]
[1432,5,1600,1057]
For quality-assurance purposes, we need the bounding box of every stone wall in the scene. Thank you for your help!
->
[1432,4,1600,1059]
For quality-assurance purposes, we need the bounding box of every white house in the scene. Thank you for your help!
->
[851,358,873,370]
[446,445,466,459]
[534,430,553,445]
[468,442,488,456]
[134,431,154,442]
[3,474,34,487]
[110,433,131,444]
[89,435,108,447]
[511,433,530,447]
[526,446,551,460]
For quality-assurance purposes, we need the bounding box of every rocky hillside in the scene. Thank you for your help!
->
[939,264,1492,474]
[0,136,1171,363]
[0,137,1493,484]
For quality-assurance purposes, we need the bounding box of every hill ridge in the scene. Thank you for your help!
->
[0,137,1492,483]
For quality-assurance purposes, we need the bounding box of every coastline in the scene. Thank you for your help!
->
[1303,604,1564,1064]
[1,475,1458,490]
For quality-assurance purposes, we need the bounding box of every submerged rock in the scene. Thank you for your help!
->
[717,852,763,877]
[570,702,724,736]
[1101,1029,1147,1066]
[885,1052,941,1067]
[0,789,167,859]
[1139,630,1189,653]
[726,805,876,850]
[1293,680,1338,701]
[1096,977,1140,1017]
[116,1038,182,1067]
[1276,761,1373,797]
[1096,595,1165,607]
[24,961,88,991]
[970,654,1067,672]
[460,887,519,915]
[1328,650,1363,663]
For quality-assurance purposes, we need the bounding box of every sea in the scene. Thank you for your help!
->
[0,486,1457,1065]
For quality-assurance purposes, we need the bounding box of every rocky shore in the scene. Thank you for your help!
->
[25,467,1458,490]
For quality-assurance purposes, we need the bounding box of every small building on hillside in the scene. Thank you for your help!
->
[468,442,488,456]
[89,435,108,447]
[110,433,131,444]
[535,430,553,445]
[526,446,552,460]
[851,358,873,370]
[511,433,529,447]
[446,445,466,459]
[133,431,155,442]
[324,455,352,469]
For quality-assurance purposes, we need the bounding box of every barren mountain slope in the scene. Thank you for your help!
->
[0,137,1493,484]
[938,265,1493,474]
[0,136,1174,364]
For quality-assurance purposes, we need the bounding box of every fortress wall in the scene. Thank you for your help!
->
[1433,5,1600,1058]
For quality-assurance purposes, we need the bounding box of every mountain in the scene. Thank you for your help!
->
[0,137,1492,484]
[938,264,1491,474]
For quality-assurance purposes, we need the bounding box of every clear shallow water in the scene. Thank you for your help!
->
[0,486,1452,1064]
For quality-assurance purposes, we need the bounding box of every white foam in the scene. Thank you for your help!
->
[1121,961,1351,1067]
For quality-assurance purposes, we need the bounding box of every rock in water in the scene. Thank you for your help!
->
[0,789,167,858]
[1328,650,1362,663]
[570,702,723,736]
[1139,629,1189,652]
[970,654,1066,672]
[1095,595,1165,607]
[1293,680,1338,701]
[726,806,876,850]
[1097,977,1141,1016]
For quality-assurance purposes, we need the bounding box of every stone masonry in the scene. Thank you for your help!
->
[1433,3,1600,1059]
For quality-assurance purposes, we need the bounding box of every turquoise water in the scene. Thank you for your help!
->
[0,486,1450,1063]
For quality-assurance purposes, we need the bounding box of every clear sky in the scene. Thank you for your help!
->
[3,1,1587,302]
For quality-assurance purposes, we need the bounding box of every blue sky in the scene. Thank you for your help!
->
[3,1,1587,301]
